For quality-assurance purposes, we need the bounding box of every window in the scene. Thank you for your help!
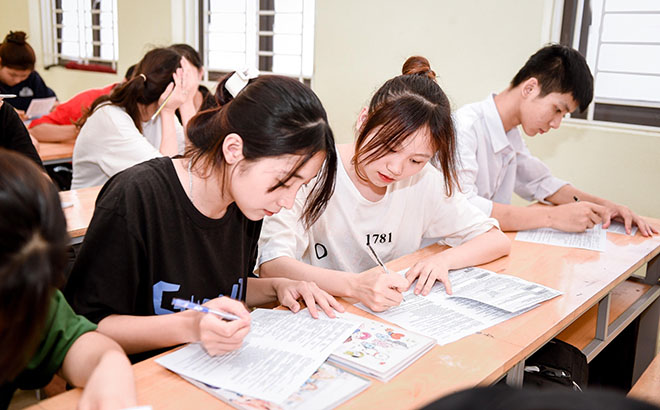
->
[41,0,119,71]
[199,0,314,84]
[560,0,660,127]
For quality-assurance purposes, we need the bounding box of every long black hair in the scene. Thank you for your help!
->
[186,74,336,228]
[0,149,69,383]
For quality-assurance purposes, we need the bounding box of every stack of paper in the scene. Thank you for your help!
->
[156,309,358,403]
[357,267,562,345]
[183,362,370,410]
[328,312,435,381]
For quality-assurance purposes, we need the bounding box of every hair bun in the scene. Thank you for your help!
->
[5,31,27,45]
[402,56,436,81]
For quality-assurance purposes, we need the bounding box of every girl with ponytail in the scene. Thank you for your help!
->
[71,47,197,189]
[65,71,342,361]
[258,56,511,312]
[0,31,56,116]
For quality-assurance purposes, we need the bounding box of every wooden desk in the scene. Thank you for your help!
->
[59,186,101,245]
[38,141,75,166]
[29,220,660,409]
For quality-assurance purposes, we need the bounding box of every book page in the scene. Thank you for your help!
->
[182,363,370,410]
[156,309,358,403]
[515,224,606,251]
[25,96,57,119]
[356,267,560,345]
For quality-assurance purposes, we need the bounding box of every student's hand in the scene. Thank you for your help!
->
[601,200,658,237]
[180,57,200,104]
[197,297,251,355]
[77,349,137,410]
[549,201,608,232]
[159,67,187,113]
[405,257,452,296]
[273,278,345,319]
[351,271,408,312]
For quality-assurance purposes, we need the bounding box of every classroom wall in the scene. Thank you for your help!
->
[1,1,658,218]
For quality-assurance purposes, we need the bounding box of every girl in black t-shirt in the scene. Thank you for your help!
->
[66,71,343,359]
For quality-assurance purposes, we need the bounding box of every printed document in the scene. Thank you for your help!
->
[607,221,638,236]
[515,224,606,251]
[25,96,57,119]
[156,309,358,403]
[356,267,561,345]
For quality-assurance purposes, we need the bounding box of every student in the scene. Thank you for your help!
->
[28,65,136,143]
[0,31,56,115]
[453,44,656,236]
[64,72,343,362]
[71,47,193,189]
[0,97,42,167]
[167,43,216,123]
[257,57,511,312]
[0,149,136,409]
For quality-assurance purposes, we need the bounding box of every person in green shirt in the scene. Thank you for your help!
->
[0,149,137,409]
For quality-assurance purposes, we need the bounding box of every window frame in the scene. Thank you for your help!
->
[40,0,119,72]
[557,0,660,128]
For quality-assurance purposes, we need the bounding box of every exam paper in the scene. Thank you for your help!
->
[606,221,638,236]
[515,224,606,252]
[356,267,561,345]
[156,309,358,403]
[25,96,57,119]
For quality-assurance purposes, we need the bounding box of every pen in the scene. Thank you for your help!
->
[150,88,174,121]
[171,298,240,321]
[573,196,579,202]
[0,94,16,98]
[367,243,391,275]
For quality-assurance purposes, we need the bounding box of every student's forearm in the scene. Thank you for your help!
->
[430,228,510,269]
[59,332,132,387]
[491,202,553,231]
[29,124,78,142]
[97,311,199,355]
[158,111,180,156]
[178,101,197,128]
[259,257,358,299]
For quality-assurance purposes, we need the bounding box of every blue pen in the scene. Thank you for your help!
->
[171,298,240,321]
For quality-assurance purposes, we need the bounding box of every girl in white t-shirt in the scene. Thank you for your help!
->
[258,56,511,312]
[71,47,199,189]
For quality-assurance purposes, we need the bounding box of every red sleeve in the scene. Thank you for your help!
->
[29,83,116,128]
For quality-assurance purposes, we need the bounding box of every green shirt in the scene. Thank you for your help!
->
[1,290,97,409]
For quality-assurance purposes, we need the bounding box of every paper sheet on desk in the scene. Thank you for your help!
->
[155,309,358,404]
[25,96,56,119]
[515,224,606,252]
[606,221,638,236]
[356,267,561,345]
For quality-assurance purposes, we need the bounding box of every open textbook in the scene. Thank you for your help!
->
[515,224,606,251]
[328,312,435,382]
[156,309,358,403]
[356,267,562,345]
[182,362,370,410]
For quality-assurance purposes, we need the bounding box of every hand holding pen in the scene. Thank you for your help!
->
[173,297,251,356]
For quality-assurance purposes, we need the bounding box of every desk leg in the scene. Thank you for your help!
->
[596,293,611,341]
[632,293,660,383]
[645,254,660,285]
[506,361,525,387]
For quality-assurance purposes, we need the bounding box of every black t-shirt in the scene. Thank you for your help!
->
[64,157,262,360]
[0,101,43,167]
[0,70,56,112]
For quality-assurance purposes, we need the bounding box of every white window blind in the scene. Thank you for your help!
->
[560,0,660,127]
[200,0,314,82]
[45,0,118,69]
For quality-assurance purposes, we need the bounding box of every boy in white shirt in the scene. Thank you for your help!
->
[454,44,655,236]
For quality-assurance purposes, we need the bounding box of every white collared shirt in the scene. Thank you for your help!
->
[451,94,567,216]
[257,150,498,275]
